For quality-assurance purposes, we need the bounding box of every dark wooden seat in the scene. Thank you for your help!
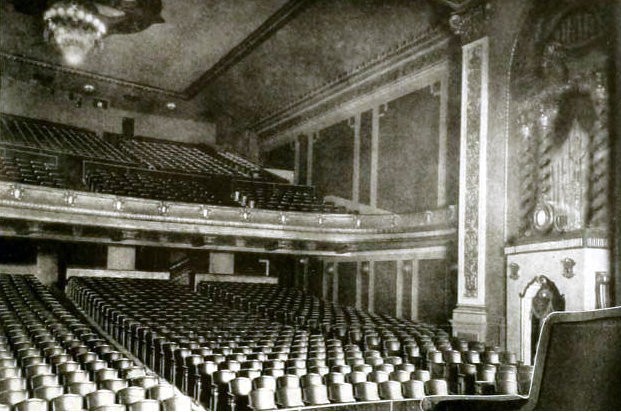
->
[421,306,621,410]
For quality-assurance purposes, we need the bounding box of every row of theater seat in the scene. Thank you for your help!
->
[1,113,347,214]
[0,115,133,162]
[0,154,65,188]
[84,166,234,207]
[66,277,533,411]
[232,183,343,213]
[0,274,193,411]
[119,141,244,178]
[200,282,534,396]
[1,114,264,180]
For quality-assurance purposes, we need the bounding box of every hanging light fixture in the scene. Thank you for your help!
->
[43,1,106,66]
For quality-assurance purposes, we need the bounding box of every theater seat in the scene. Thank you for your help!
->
[422,306,621,410]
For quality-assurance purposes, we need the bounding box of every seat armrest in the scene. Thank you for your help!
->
[421,394,528,411]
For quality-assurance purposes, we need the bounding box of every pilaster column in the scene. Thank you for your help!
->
[450,1,491,342]
[107,245,136,271]
[37,243,59,285]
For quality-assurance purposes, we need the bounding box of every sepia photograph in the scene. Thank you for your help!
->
[0,0,619,410]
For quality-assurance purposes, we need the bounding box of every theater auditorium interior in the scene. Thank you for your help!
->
[0,0,620,410]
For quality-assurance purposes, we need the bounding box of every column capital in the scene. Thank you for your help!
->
[449,1,491,44]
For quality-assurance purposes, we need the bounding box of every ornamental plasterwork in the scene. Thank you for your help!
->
[463,42,483,298]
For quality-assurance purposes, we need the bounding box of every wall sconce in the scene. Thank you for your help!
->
[361,262,370,275]
[595,272,611,309]
[326,263,335,275]
[561,257,575,279]
[402,261,413,275]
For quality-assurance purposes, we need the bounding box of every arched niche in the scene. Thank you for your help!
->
[506,0,614,240]
[519,275,565,364]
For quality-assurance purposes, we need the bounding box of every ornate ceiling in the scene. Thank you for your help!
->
[0,0,450,129]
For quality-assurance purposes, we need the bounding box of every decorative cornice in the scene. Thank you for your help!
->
[0,51,185,98]
[252,27,449,136]
[184,0,314,98]
[0,181,456,242]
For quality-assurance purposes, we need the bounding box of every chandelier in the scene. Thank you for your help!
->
[43,1,106,66]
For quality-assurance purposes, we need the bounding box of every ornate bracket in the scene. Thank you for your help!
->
[561,257,576,279]
[449,1,490,43]
[508,262,520,280]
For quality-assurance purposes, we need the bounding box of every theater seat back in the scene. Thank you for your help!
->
[527,306,621,410]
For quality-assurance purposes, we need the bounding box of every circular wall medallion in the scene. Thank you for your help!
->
[532,202,554,233]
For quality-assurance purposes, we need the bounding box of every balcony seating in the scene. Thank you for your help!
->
[84,165,234,206]
[0,274,188,411]
[0,114,133,162]
[231,180,343,213]
[0,153,66,188]
[1,113,349,213]
[119,140,242,176]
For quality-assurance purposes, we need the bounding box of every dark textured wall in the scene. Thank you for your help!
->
[378,88,440,213]
[263,142,295,170]
[374,260,397,316]
[359,110,373,205]
[338,261,357,307]
[418,259,449,326]
[313,120,354,199]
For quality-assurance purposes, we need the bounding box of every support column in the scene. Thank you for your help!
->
[307,133,315,186]
[370,107,380,208]
[355,262,362,310]
[395,261,404,318]
[368,262,375,313]
[450,6,490,342]
[107,245,136,271]
[37,244,59,286]
[332,264,339,304]
[352,114,361,205]
[322,262,331,301]
[209,252,234,274]
[410,259,420,320]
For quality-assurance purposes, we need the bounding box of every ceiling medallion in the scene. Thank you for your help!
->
[43,1,107,66]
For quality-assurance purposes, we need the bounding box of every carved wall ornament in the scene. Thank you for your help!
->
[280,212,288,225]
[326,263,335,275]
[449,2,490,43]
[354,217,362,228]
[200,205,210,219]
[317,215,324,226]
[63,191,76,206]
[561,257,575,279]
[157,202,169,216]
[241,208,251,222]
[113,198,124,212]
[509,262,520,280]
[515,70,610,234]
[9,184,23,200]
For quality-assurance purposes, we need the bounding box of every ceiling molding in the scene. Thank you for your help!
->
[0,51,185,99]
[183,0,315,98]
